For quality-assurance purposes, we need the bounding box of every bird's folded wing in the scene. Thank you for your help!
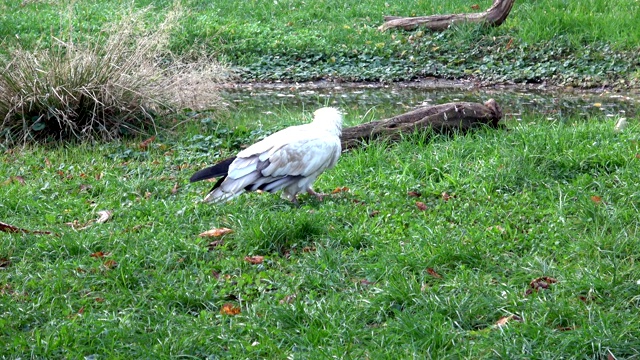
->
[262,138,340,177]
[227,132,340,182]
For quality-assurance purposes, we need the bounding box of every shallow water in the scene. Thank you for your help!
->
[220,81,639,125]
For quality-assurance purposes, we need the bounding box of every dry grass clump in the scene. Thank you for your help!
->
[0,5,229,146]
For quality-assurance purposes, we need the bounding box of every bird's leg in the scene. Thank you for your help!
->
[307,188,326,201]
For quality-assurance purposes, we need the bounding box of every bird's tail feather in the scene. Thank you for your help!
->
[190,157,236,183]
[203,171,261,203]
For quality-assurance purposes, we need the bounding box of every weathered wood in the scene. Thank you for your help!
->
[340,99,502,149]
[379,0,516,31]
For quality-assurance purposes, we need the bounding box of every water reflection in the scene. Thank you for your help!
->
[221,82,639,125]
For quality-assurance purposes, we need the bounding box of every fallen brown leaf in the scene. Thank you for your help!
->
[415,201,427,211]
[590,195,602,204]
[426,268,442,279]
[96,210,113,224]
[578,294,595,303]
[471,4,480,10]
[494,314,522,328]
[244,255,264,264]
[199,228,234,237]
[331,186,350,194]
[526,276,558,296]
[103,259,118,270]
[0,221,53,235]
[44,157,51,167]
[407,191,421,197]
[171,183,179,195]
[369,210,380,217]
[441,192,453,201]
[302,246,316,253]
[220,303,241,316]
[139,136,156,150]
[90,251,110,258]
[13,176,25,185]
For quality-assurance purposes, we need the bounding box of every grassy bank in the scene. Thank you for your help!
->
[1,0,639,86]
[1,104,640,357]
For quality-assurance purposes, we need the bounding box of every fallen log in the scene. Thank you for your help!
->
[379,0,516,32]
[340,99,503,149]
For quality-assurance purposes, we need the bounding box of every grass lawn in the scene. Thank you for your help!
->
[1,0,639,85]
[2,102,640,358]
[1,0,640,358]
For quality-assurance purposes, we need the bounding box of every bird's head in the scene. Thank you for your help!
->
[312,107,343,136]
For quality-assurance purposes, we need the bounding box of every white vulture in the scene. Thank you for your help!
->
[190,107,343,203]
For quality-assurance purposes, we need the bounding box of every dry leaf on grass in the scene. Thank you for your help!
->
[102,259,118,270]
[525,276,558,296]
[426,268,442,279]
[494,314,522,328]
[96,210,112,224]
[0,221,53,235]
[415,202,427,211]
[139,136,156,150]
[244,255,264,264]
[90,251,110,258]
[407,191,421,197]
[331,186,350,194]
[220,303,241,316]
[199,227,233,237]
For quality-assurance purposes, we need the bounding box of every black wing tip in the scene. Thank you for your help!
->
[189,156,237,183]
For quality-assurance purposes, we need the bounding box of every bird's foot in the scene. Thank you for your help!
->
[307,188,327,201]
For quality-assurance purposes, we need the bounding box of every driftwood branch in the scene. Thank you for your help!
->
[340,99,503,149]
[379,0,516,31]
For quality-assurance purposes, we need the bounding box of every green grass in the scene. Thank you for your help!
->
[2,103,640,358]
[1,0,639,85]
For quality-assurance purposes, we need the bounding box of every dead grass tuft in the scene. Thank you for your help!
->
[0,4,229,146]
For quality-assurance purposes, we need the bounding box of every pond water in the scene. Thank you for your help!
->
[220,81,639,125]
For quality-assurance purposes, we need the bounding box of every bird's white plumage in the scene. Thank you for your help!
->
[203,107,343,203]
